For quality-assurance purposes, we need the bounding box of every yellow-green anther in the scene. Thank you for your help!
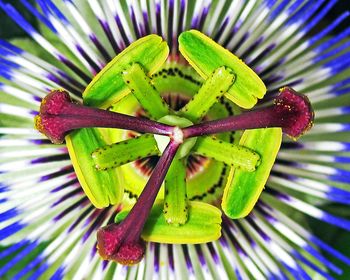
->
[122,63,170,120]
[180,66,235,122]
[179,30,266,109]
[222,128,282,218]
[164,158,188,226]
[83,35,169,108]
[66,128,123,209]
[92,134,160,170]
[115,201,222,244]
[193,136,260,172]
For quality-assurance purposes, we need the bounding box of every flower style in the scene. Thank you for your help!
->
[1,1,350,279]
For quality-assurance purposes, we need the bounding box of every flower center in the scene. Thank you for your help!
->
[109,62,236,204]
[130,93,212,179]
[34,32,314,266]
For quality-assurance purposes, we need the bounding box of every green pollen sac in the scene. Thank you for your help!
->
[83,35,169,108]
[91,134,160,170]
[193,136,260,172]
[221,128,282,219]
[179,30,266,109]
[154,115,196,159]
[180,66,236,122]
[66,128,123,209]
[122,63,170,120]
[164,158,188,226]
[115,201,222,244]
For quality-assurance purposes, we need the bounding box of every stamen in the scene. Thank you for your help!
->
[96,140,180,265]
[182,87,314,140]
[35,89,175,144]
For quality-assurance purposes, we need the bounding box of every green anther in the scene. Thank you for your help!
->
[83,35,169,108]
[180,66,236,122]
[115,201,222,243]
[66,128,123,209]
[179,30,266,109]
[154,115,197,158]
[91,134,160,170]
[193,136,260,172]
[122,63,170,120]
[221,128,282,218]
[164,158,188,226]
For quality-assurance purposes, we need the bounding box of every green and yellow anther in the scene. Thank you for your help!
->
[222,128,282,218]
[179,30,266,109]
[84,35,169,108]
[115,201,222,244]
[66,128,124,208]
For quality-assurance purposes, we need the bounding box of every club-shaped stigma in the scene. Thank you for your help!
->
[182,87,314,139]
[97,140,181,265]
[35,90,175,144]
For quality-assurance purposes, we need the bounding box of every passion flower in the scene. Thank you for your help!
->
[1,1,350,279]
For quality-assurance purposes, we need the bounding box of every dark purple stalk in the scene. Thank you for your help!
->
[97,140,180,265]
[182,109,281,137]
[182,87,313,139]
[36,90,174,144]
